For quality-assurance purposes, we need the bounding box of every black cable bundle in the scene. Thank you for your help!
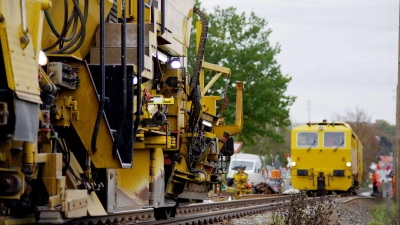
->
[43,0,89,54]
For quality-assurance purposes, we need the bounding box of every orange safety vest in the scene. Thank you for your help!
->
[372,173,379,183]
[392,175,395,196]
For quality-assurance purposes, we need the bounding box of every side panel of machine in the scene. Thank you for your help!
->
[0,0,245,224]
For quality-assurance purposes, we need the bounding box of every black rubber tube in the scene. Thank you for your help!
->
[57,0,89,54]
[91,0,105,152]
[43,0,68,52]
[133,0,144,151]
[161,0,165,34]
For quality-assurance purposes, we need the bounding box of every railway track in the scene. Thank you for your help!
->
[63,195,289,225]
[63,193,372,225]
[139,201,281,225]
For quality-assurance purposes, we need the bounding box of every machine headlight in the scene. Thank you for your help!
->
[346,162,351,167]
[202,120,212,128]
[170,58,181,69]
[38,50,48,66]
[291,161,296,167]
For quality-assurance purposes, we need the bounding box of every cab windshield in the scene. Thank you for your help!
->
[297,132,318,147]
[324,132,345,147]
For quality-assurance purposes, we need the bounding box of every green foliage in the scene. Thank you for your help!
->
[367,200,396,225]
[333,108,395,181]
[361,181,369,189]
[375,120,396,137]
[374,120,396,155]
[239,125,291,161]
[190,2,295,144]
[378,136,393,155]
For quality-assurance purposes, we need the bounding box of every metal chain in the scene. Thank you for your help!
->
[219,77,229,118]
[143,88,151,112]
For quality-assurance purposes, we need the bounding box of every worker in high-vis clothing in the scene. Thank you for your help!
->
[391,171,395,197]
[371,170,379,194]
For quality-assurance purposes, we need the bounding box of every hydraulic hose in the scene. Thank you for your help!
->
[91,0,105,152]
[44,8,78,42]
[54,0,88,54]
[188,7,209,170]
[43,0,68,52]
[62,10,79,42]
[132,0,144,157]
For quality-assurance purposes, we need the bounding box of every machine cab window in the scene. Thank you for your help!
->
[324,132,345,147]
[297,132,318,147]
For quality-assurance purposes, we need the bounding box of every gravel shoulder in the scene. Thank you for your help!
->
[220,192,380,225]
[331,197,376,225]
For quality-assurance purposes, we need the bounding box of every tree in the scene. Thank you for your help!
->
[189,1,296,144]
[375,120,396,138]
[374,120,395,155]
[377,136,393,155]
[239,125,291,161]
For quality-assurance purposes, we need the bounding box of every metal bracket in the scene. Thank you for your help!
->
[68,198,88,211]
[0,102,9,125]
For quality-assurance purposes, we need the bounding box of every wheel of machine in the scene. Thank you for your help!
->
[227,178,234,187]
[154,206,176,220]
[165,207,176,218]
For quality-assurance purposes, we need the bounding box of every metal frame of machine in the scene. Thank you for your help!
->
[0,0,244,223]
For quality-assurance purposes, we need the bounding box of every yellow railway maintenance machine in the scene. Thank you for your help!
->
[0,0,244,224]
[226,166,252,199]
[290,121,363,194]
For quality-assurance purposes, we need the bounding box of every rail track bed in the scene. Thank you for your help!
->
[63,194,287,225]
[63,193,374,225]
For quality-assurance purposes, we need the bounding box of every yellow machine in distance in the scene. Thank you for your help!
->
[231,166,252,198]
[0,0,244,223]
[290,121,363,194]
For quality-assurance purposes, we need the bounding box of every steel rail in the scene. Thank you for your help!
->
[63,195,288,225]
[141,203,281,225]
[63,193,372,225]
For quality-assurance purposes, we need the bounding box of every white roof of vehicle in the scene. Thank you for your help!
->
[231,153,263,161]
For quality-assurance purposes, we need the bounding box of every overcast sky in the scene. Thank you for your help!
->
[200,0,398,125]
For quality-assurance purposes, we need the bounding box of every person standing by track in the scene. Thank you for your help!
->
[371,170,379,195]
[391,171,395,197]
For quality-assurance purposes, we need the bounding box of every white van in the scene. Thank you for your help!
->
[226,153,266,186]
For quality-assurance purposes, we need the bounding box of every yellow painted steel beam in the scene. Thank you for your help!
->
[213,82,244,137]
[201,72,222,97]
[65,152,107,216]
[144,135,172,148]
[202,61,231,75]
[59,61,120,168]
[0,0,42,103]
